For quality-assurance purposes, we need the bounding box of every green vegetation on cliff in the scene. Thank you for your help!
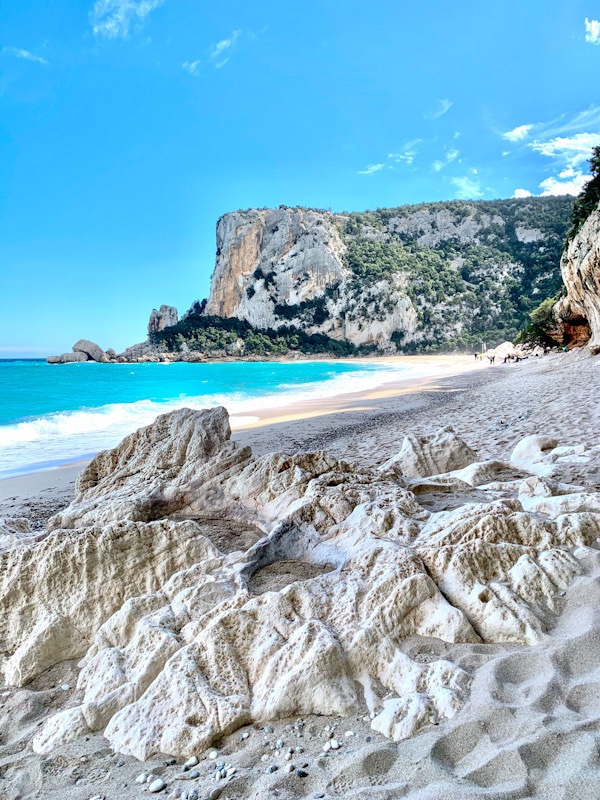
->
[339,195,573,351]
[149,303,357,357]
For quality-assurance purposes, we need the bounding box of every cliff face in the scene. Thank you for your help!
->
[555,202,600,352]
[205,207,347,323]
[204,198,573,351]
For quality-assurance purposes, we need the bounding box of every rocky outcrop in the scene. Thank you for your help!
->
[47,339,110,364]
[47,351,89,364]
[202,198,573,351]
[555,201,600,352]
[3,407,600,761]
[73,339,108,363]
[148,305,178,334]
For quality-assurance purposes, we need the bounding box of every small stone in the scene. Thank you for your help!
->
[345,731,354,738]
[208,750,218,759]
[188,792,198,800]
[188,770,199,779]
[263,725,274,733]
[116,759,125,767]
[296,769,309,778]
[261,754,269,762]
[330,739,340,750]
[314,794,326,799]
[285,763,294,773]
[284,753,292,761]
[146,774,157,783]
[266,765,278,773]
[148,777,166,793]
[207,789,223,800]
[276,739,284,749]
[61,683,71,691]
[322,741,331,753]
[184,756,198,767]
[135,773,148,784]
[226,767,236,777]
[241,732,250,740]
[216,760,225,769]
[165,758,177,766]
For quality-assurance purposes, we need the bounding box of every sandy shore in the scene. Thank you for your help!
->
[0,355,483,522]
[1,350,599,800]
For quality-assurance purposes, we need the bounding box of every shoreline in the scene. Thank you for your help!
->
[0,354,485,482]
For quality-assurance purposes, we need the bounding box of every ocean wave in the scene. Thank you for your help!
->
[0,361,438,476]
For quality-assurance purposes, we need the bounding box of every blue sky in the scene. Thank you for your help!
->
[1,0,599,357]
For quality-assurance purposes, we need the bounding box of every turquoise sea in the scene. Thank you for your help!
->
[0,358,441,478]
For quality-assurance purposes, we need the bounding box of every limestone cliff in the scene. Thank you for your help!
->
[203,197,572,351]
[555,201,600,352]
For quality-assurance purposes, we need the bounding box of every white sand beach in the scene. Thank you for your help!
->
[0,350,599,800]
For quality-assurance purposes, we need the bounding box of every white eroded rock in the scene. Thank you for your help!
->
[380,426,478,478]
[11,408,600,760]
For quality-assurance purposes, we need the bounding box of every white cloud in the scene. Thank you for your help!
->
[388,139,421,165]
[209,30,241,68]
[530,131,600,166]
[585,17,600,44]
[91,0,163,40]
[358,163,385,175]
[2,46,48,64]
[512,189,533,198]
[503,124,533,142]
[428,98,452,120]
[431,146,459,172]
[539,174,589,196]
[452,174,483,199]
[530,131,600,195]
[182,59,201,77]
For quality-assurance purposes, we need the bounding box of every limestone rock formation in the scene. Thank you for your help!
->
[199,198,573,351]
[47,351,89,364]
[73,339,108,362]
[47,339,108,364]
[148,305,179,334]
[555,200,600,351]
[3,408,599,762]
[380,427,477,478]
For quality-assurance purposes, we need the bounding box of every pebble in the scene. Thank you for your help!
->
[116,759,125,767]
[284,752,292,761]
[314,794,326,799]
[184,756,198,767]
[216,760,225,769]
[275,738,284,749]
[135,773,148,784]
[285,763,294,773]
[261,753,269,762]
[226,767,236,777]
[208,750,218,759]
[165,758,177,766]
[148,777,166,793]
[330,739,340,750]
[297,769,309,778]
[188,769,199,779]
[207,789,223,800]
[345,730,355,738]
[60,683,71,691]
[266,764,278,773]
[240,731,250,740]
[322,741,331,753]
